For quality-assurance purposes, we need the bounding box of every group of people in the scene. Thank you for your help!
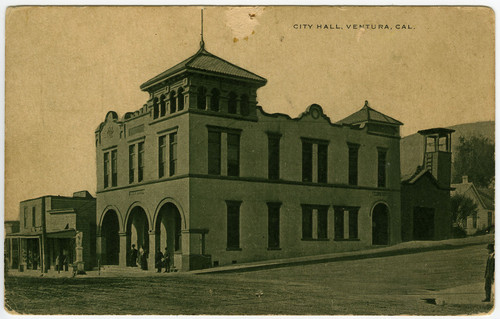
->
[155,247,172,273]
[55,252,69,273]
[128,244,148,270]
[128,244,172,272]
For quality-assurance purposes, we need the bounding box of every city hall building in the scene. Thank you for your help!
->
[95,40,403,271]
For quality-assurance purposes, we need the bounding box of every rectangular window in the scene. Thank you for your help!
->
[348,144,359,186]
[377,148,387,188]
[129,144,135,184]
[334,208,344,240]
[158,135,167,178]
[103,152,109,188]
[169,132,177,176]
[32,207,36,227]
[349,209,359,239]
[227,133,240,177]
[302,206,313,239]
[267,203,281,249]
[268,134,280,180]
[226,201,241,249]
[302,141,313,182]
[23,207,28,227]
[317,207,328,239]
[488,212,493,227]
[111,150,118,187]
[472,213,478,228]
[208,131,221,175]
[318,143,328,183]
[138,142,144,182]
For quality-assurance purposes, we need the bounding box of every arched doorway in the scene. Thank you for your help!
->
[101,210,120,265]
[126,206,150,266]
[372,203,389,245]
[155,203,182,259]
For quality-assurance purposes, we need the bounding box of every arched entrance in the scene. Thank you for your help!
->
[126,206,150,267]
[101,210,120,265]
[372,203,389,245]
[155,203,182,259]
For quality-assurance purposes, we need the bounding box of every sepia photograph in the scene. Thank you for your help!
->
[3,5,495,316]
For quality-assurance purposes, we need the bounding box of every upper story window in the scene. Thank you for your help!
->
[103,152,110,188]
[158,135,167,178]
[169,91,177,114]
[267,133,281,180]
[318,144,328,183]
[138,142,144,182]
[177,87,185,111]
[111,150,118,187]
[129,144,136,184]
[302,138,329,183]
[228,92,237,114]
[302,141,313,182]
[23,207,28,228]
[208,131,221,175]
[210,89,220,112]
[160,95,166,117]
[207,126,242,177]
[377,148,387,188]
[348,143,360,186]
[159,131,177,178]
[32,207,36,227]
[129,141,145,183]
[240,94,249,116]
[153,97,159,119]
[197,86,207,110]
[169,132,177,176]
[227,133,240,177]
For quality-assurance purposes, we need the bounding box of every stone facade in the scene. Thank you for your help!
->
[95,44,403,271]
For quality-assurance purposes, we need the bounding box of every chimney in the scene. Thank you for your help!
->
[462,176,469,184]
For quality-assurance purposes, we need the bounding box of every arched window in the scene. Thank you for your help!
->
[210,89,220,111]
[197,86,207,110]
[240,94,249,116]
[228,91,237,114]
[177,87,184,111]
[170,91,177,114]
[153,97,159,119]
[160,95,166,117]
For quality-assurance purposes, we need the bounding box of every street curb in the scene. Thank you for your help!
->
[194,240,491,275]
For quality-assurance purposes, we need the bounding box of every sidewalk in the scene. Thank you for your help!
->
[193,234,493,275]
[7,234,493,278]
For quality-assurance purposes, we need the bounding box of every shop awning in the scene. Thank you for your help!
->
[6,229,77,239]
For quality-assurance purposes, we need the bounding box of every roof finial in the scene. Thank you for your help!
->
[200,9,205,49]
[364,100,369,107]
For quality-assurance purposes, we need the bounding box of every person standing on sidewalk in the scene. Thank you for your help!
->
[483,243,495,302]
[155,248,163,273]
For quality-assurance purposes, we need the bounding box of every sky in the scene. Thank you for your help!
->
[4,6,495,221]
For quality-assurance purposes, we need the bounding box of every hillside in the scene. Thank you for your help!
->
[400,121,494,178]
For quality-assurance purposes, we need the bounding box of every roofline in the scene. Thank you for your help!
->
[341,119,403,126]
[139,48,267,91]
[20,195,96,204]
[140,67,267,92]
[418,127,456,135]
